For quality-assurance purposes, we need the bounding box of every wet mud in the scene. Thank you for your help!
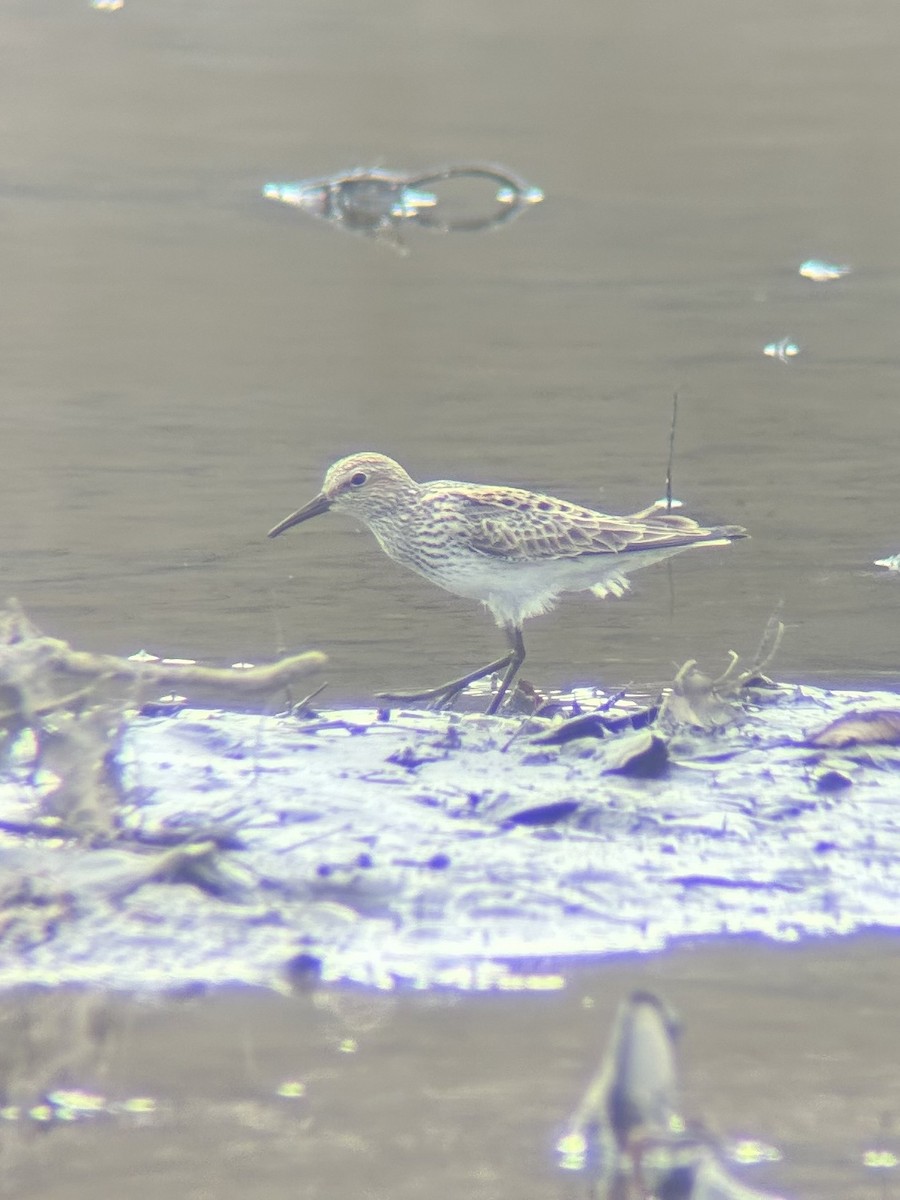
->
[2,675,898,991]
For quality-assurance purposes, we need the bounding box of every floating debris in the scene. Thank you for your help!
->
[874,553,900,572]
[799,258,851,282]
[90,0,124,8]
[263,163,543,250]
[0,1089,157,1124]
[496,184,544,205]
[725,1139,783,1166]
[863,1150,900,1169]
[44,1089,107,1120]
[127,649,160,663]
[262,175,438,227]
[275,1081,307,1100]
[114,1097,157,1115]
[763,338,800,363]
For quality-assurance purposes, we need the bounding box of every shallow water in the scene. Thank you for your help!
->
[2,0,900,702]
[1,939,898,1200]
[2,3,900,1196]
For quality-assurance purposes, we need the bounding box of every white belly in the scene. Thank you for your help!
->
[407,551,636,626]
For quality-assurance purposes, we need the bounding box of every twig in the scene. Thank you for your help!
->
[665,392,679,510]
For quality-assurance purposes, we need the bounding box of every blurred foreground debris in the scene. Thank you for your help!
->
[263,163,543,250]
[558,991,786,1200]
[0,600,324,838]
[0,989,122,1140]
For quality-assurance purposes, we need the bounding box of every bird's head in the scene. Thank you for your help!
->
[267,453,417,537]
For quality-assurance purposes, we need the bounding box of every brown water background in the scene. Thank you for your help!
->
[2,2,900,1196]
[4,0,900,702]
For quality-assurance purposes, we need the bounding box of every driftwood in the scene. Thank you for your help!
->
[0,600,325,838]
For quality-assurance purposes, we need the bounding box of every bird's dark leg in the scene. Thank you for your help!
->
[375,650,516,707]
[376,623,526,714]
[485,625,525,715]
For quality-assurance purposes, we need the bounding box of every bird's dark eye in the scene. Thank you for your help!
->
[350,472,367,487]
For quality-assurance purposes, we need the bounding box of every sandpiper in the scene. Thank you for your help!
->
[268,453,747,715]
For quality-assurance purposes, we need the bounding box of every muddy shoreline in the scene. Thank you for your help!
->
[2,676,899,992]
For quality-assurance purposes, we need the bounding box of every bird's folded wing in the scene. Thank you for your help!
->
[452,489,712,562]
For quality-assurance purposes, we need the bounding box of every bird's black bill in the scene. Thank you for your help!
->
[267,493,332,538]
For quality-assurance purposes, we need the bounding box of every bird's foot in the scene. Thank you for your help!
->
[375,655,517,714]
[374,682,468,708]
